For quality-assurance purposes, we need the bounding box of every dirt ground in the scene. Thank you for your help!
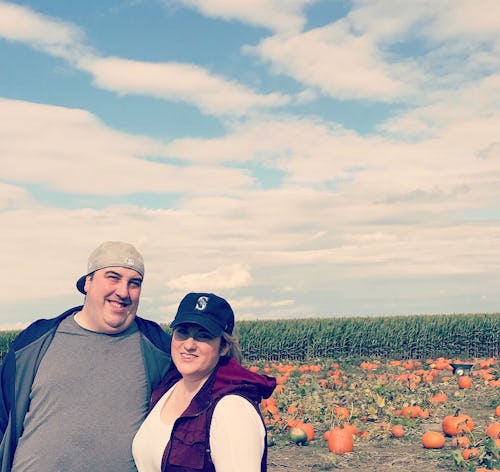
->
[267,441,448,471]
[267,381,498,472]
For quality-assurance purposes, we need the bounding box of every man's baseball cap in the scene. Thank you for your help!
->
[76,241,144,294]
[170,293,235,337]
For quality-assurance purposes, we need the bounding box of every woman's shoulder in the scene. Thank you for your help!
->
[215,393,256,409]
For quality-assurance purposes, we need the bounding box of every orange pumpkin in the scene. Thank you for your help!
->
[333,406,350,420]
[327,425,354,454]
[486,422,500,438]
[429,392,448,404]
[287,418,303,429]
[422,431,446,449]
[266,403,278,415]
[496,405,500,417]
[357,429,369,439]
[274,384,283,394]
[461,447,480,460]
[342,422,357,436]
[401,405,421,418]
[457,375,473,389]
[442,411,475,436]
[419,409,430,419]
[391,425,405,438]
[451,435,470,448]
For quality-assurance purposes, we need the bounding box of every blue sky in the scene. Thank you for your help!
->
[1,0,500,330]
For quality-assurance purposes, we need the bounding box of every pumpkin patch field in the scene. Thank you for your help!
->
[1,313,499,471]
[248,356,499,472]
[234,314,499,471]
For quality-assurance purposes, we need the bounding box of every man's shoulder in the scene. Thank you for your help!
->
[13,306,82,351]
[135,316,171,346]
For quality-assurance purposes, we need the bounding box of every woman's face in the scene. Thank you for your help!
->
[171,323,228,382]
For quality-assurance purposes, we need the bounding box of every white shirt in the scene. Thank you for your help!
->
[132,387,265,472]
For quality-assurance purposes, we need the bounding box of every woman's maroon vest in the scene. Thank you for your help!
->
[150,357,275,471]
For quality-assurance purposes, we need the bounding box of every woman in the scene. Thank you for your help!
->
[132,292,276,472]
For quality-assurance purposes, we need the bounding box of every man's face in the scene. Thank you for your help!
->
[82,267,143,334]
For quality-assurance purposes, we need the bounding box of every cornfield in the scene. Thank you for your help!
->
[0,313,499,363]
[235,313,500,361]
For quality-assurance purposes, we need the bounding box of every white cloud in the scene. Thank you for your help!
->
[0,183,36,210]
[0,2,79,44]
[1,179,500,322]
[0,1,87,59]
[245,0,500,102]
[3,97,496,312]
[379,75,500,137]
[271,299,294,307]
[231,295,266,310]
[227,296,301,321]
[79,56,289,116]
[1,0,500,325]
[0,2,290,117]
[166,0,314,33]
[167,264,252,291]
[0,98,253,195]
[477,142,500,160]
[245,23,413,100]
[420,0,500,40]
[164,111,500,208]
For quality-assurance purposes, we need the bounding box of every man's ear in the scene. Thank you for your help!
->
[83,273,94,293]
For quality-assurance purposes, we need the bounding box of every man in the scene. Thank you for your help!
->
[0,241,171,471]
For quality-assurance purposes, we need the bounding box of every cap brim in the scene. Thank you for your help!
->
[170,314,223,337]
[76,275,87,294]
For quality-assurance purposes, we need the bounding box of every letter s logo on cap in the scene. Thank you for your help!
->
[195,296,209,311]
